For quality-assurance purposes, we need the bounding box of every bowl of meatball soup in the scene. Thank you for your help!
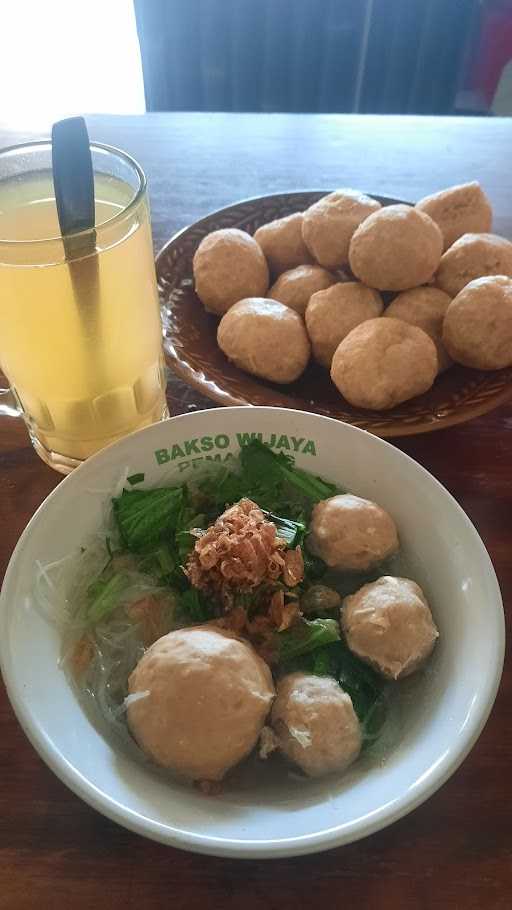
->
[0,407,504,857]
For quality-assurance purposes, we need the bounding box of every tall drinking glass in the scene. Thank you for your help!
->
[0,141,168,474]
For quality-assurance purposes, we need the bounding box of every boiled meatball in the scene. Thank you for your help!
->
[127,626,274,781]
[330,318,438,410]
[271,673,362,777]
[193,228,269,315]
[308,493,399,571]
[305,282,383,368]
[269,264,336,316]
[416,181,492,251]
[254,212,313,276]
[302,189,381,269]
[342,576,438,679]
[442,275,512,369]
[384,286,452,372]
[349,204,443,291]
[435,232,512,297]
[217,297,310,383]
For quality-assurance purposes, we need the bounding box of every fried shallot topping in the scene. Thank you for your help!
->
[283,547,305,588]
[185,498,305,661]
[185,498,288,604]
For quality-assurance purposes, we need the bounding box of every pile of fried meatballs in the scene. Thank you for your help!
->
[127,493,438,784]
[192,182,512,410]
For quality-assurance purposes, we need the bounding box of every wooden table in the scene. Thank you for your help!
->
[1,114,511,909]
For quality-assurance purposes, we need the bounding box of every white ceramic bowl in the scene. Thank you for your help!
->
[0,407,504,858]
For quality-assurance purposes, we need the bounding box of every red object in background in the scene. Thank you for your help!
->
[469,1,512,106]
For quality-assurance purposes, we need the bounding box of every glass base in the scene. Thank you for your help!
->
[30,432,83,474]
[29,404,170,475]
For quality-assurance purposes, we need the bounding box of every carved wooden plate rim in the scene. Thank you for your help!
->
[156,190,512,438]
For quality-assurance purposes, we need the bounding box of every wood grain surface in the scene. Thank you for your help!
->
[0,114,511,910]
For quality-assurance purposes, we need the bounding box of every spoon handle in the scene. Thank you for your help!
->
[51,116,103,393]
[52,116,95,240]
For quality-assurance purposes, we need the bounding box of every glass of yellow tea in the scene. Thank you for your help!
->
[0,141,168,473]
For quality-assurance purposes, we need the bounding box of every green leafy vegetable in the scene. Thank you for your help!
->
[262,510,306,548]
[87,572,132,624]
[239,438,284,485]
[196,466,246,513]
[176,588,215,623]
[172,508,206,563]
[240,439,337,504]
[361,693,388,742]
[309,646,335,676]
[278,617,340,661]
[334,640,385,721]
[281,640,339,677]
[136,543,171,577]
[127,472,145,485]
[175,529,197,563]
[281,639,386,730]
[112,486,184,551]
[154,544,176,578]
[191,440,338,527]
[279,461,337,502]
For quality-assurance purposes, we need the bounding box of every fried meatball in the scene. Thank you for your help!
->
[349,204,443,291]
[330,318,438,410]
[193,228,269,315]
[269,265,336,316]
[308,493,399,571]
[342,576,438,679]
[305,282,383,368]
[217,297,310,383]
[416,181,492,251]
[442,275,512,369]
[271,673,362,777]
[435,232,512,297]
[300,584,342,614]
[384,286,452,372]
[302,189,382,269]
[254,213,313,276]
[127,626,274,781]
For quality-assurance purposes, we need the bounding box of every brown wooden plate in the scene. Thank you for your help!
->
[157,190,512,437]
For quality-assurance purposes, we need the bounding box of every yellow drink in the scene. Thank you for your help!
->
[0,163,167,468]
